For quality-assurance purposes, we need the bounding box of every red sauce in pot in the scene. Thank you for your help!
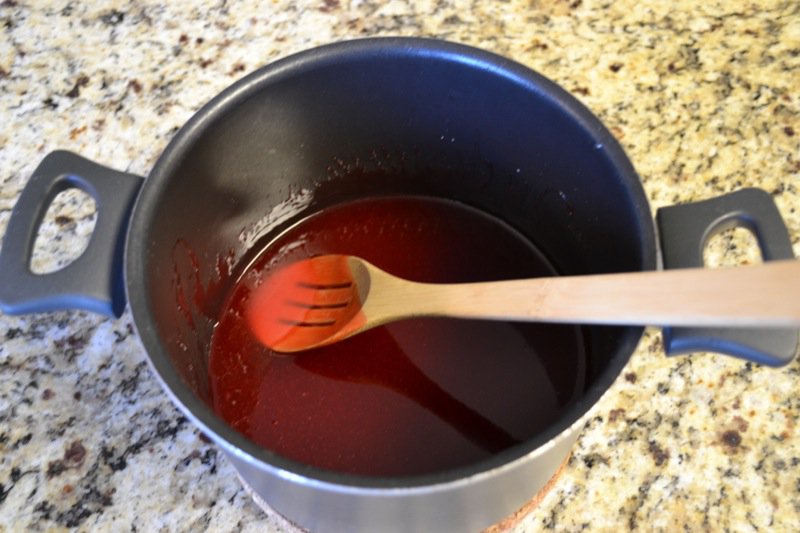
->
[208,196,586,477]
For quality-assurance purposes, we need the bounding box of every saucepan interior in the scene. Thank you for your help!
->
[127,38,656,485]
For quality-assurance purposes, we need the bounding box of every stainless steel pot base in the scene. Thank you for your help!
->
[235,471,309,533]
[483,452,570,532]
[235,452,570,533]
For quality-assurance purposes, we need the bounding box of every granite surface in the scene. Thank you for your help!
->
[1,0,799,531]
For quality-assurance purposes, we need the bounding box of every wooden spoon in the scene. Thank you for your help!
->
[246,255,800,353]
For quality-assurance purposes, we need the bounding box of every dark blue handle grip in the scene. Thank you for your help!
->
[656,188,798,367]
[0,151,144,317]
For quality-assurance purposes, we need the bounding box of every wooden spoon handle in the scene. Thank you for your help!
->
[402,260,800,327]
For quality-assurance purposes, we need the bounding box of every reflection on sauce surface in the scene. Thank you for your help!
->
[208,196,586,476]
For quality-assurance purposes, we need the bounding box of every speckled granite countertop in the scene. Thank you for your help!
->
[1,1,799,531]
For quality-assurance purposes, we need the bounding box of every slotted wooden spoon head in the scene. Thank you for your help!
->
[246,255,370,353]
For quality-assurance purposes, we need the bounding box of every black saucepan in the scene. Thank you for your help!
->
[0,38,796,532]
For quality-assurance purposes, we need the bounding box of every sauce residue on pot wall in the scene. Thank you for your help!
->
[208,196,587,477]
[170,240,235,400]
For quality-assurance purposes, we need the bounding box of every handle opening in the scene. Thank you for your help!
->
[702,224,763,269]
[30,185,98,275]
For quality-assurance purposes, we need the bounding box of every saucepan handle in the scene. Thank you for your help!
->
[0,151,144,317]
[656,188,798,367]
